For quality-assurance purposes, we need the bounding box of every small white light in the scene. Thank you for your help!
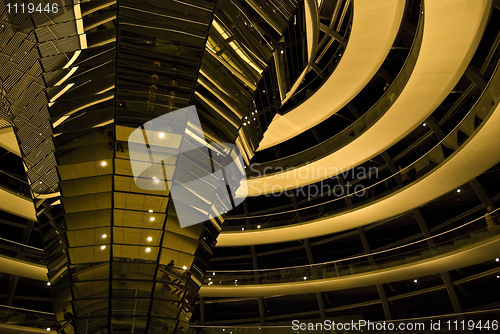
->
[149,217,155,222]
[159,132,165,138]
[39,181,43,184]
[46,282,51,286]
[101,245,106,250]
[147,237,152,242]
[303,277,307,280]
[101,234,107,239]
[497,276,499,279]
[263,90,265,93]
[242,228,244,231]
[182,266,187,270]
[423,123,426,126]
[414,279,418,283]
[208,278,211,280]
[281,50,283,54]
[154,179,160,184]
[496,258,499,262]
[149,210,153,213]
[101,161,107,167]
[145,247,151,252]
[213,272,215,275]
[457,189,461,193]
[47,328,50,332]
[257,225,260,228]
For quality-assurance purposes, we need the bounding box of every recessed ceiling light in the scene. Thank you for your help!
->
[147,237,152,242]
[159,132,165,138]
[257,225,260,228]
[145,247,151,252]
[423,123,426,126]
[101,234,107,239]
[182,266,187,270]
[154,179,160,184]
[101,161,107,167]
[149,217,155,222]
[496,258,499,262]
[303,277,307,280]
[414,279,418,283]
[148,209,153,213]
[457,189,461,193]
[46,282,51,286]
[101,245,106,250]
[242,228,244,230]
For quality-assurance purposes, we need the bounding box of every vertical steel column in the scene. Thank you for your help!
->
[424,116,446,140]
[199,297,205,326]
[381,151,402,186]
[357,227,392,320]
[244,201,266,325]
[303,238,326,320]
[441,272,463,314]
[469,178,496,209]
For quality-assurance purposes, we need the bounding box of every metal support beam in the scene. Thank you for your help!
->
[357,227,392,320]
[381,151,402,186]
[425,116,446,140]
[412,208,438,254]
[465,67,488,91]
[245,201,266,325]
[441,272,462,313]
[495,0,500,9]
[337,176,353,208]
[346,103,361,119]
[303,238,327,320]
[469,178,496,210]
[289,193,305,223]
[316,292,327,321]
[378,68,394,83]
[319,23,344,42]
[200,297,206,326]
[303,238,314,264]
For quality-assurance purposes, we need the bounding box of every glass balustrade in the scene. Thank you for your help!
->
[0,304,56,331]
[0,237,45,265]
[207,209,500,285]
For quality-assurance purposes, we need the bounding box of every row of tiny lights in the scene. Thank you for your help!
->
[242,110,258,126]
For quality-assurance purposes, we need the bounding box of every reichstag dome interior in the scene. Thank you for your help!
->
[1,0,500,333]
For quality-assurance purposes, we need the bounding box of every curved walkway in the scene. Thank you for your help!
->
[201,233,500,297]
[241,0,491,196]
[219,84,500,245]
[258,0,405,150]
[0,187,36,221]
